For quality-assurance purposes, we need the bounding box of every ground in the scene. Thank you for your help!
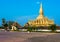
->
[0,31,60,42]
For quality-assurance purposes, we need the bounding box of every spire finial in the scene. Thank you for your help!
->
[39,2,43,16]
[40,2,42,8]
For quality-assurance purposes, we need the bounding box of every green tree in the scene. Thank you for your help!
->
[8,21,15,29]
[27,26,32,32]
[4,23,8,31]
[2,18,9,31]
[50,24,56,32]
[2,18,6,26]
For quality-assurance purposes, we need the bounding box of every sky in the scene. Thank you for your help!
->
[0,0,60,26]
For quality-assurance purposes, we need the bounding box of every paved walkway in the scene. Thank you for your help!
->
[0,32,60,42]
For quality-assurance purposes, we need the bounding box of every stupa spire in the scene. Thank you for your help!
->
[39,2,43,16]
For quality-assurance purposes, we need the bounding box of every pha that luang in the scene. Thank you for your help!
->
[25,3,54,27]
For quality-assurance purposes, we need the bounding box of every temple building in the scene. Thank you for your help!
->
[25,3,54,27]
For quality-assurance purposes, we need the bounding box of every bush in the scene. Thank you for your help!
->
[27,26,32,32]
[49,24,56,32]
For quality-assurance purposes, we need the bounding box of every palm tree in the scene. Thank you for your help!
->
[2,18,9,31]
[2,18,6,26]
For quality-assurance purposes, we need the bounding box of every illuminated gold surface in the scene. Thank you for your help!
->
[26,3,54,27]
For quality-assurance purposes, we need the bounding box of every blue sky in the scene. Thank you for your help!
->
[0,0,60,26]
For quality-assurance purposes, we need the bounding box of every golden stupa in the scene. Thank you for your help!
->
[25,3,54,27]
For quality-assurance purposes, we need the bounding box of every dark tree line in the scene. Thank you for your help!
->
[26,24,56,32]
[0,18,21,31]
[0,18,15,31]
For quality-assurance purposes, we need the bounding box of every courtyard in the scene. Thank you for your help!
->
[0,31,60,42]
